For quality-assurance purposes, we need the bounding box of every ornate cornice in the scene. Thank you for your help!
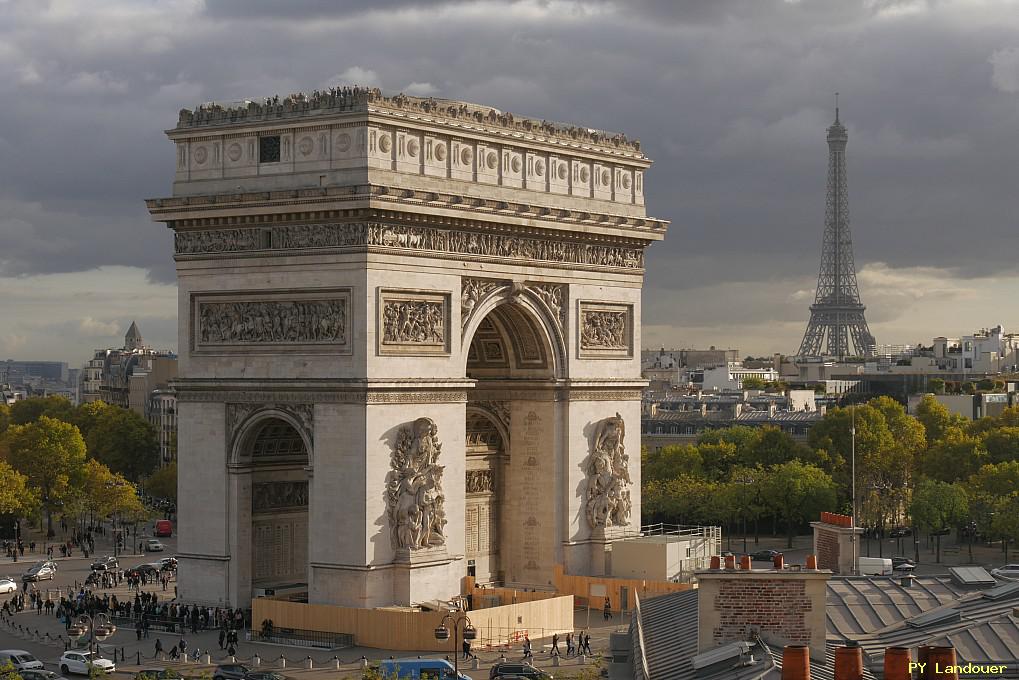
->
[147,184,667,236]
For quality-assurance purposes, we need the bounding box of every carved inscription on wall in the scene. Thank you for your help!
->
[379,290,450,355]
[194,290,349,351]
[252,481,309,512]
[521,411,542,572]
[174,222,645,271]
[385,417,447,551]
[578,302,633,358]
[586,413,632,528]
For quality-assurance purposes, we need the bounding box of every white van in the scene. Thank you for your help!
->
[858,557,893,575]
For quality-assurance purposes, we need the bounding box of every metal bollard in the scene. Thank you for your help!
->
[137,651,141,665]
[253,655,260,667]
[553,655,560,667]
[471,657,480,670]
[204,654,212,665]
[579,654,587,664]
[361,657,368,669]
[305,657,313,670]
[279,655,286,669]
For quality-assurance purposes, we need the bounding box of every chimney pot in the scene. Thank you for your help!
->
[806,554,817,570]
[724,554,736,570]
[781,645,810,680]
[709,555,720,570]
[927,646,959,679]
[773,554,785,570]
[917,645,934,680]
[834,642,864,680]
[740,555,752,570]
[883,647,911,680]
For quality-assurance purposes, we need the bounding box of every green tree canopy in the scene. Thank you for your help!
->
[10,395,74,425]
[144,462,178,502]
[746,426,813,468]
[760,461,836,548]
[5,415,86,532]
[70,400,114,441]
[915,394,966,444]
[0,460,39,516]
[0,403,9,434]
[910,479,969,532]
[981,427,1019,464]
[741,375,766,390]
[86,408,159,480]
[920,428,987,483]
[928,378,946,395]
[698,426,761,465]
[642,445,703,483]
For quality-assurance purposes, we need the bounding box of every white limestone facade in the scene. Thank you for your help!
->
[147,87,669,608]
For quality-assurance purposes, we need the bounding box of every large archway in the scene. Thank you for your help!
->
[236,415,311,596]
[464,293,561,587]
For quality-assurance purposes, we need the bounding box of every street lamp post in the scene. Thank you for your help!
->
[433,609,476,678]
[851,404,858,576]
[67,613,116,658]
[736,474,754,554]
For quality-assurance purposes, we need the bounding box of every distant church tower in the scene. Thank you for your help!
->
[797,97,875,358]
[124,321,145,351]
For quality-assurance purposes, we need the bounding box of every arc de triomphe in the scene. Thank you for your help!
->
[147,88,669,608]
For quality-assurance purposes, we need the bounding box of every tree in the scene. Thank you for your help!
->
[73,459,144,523]
[915,395,965,444]
[9,395,74,425]
[698,426,761,466]
[0,460,39,517]
[760,461,836,548]
[741,375,766,390]
[144,463,178,502]
[981,427,1019,464]
[965,461,1019,538]
[5,415,87,535]
[0,403,9,434]
[976,378,996,391]
[86,408,159,480]
[70,400,113,441]
[989,493,1019,562]
[746,426,810,468]
[920,429,987,483]
[928,378,946,395]
[910,479,968,562]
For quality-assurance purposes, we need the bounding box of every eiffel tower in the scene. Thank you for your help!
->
[797,97,875,359]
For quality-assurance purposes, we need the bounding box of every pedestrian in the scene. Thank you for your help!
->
[584,632,592,655]
[551,632,560,656]
[603,597,611,621]
[462,638,471,660]
[218,629,225,649]
[154,638,163,659]
[136,619,143,641]
[522,635,532,661]
[227,644,236,658]
[169,644,179,660]
[179,637,188,657]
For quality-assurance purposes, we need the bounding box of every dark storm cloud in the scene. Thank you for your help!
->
[1,0,1018,357]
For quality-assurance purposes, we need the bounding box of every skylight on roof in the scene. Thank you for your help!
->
[905,608,961,629]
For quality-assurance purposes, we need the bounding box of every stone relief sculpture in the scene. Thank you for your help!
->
[581,309,628,349]
[386,418,447,550]
[465,470,495,494]
[382,300,444,344]
[586,413,632,528]
[174,222,645,270]
[529,283,567,332]
[199,299,346,345]
[461,278,504,329]
[252,481,309,512]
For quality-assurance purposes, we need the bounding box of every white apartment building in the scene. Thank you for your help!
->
[702,362,779,391]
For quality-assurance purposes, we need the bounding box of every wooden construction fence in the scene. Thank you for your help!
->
[251,595,574,652]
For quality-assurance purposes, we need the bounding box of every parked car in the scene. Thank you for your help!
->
[750,549,781,562]
[145,539,165,552]
[154,520,173,537]
[136,669,186,680]
[858,557,893,576]
[0,650,45,671]
[489,662,554,679]
[22,669,70,680]
[90,556,119,571]
[244,673,290,680]
[378,659,471,680]
[59,651,115,675]
[889,527,912,538]
[158,557,178,571]
[213,664,251,680]
[23,561,57,581]
[891,557,915,572]
[0,577,18,594]
[990,564,1019,581]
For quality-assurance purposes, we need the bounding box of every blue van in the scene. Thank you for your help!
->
[375,658,472,680]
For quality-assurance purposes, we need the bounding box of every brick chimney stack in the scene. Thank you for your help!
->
[811,511,864,574]
[696,554,830,662]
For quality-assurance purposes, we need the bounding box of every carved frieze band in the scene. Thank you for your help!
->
[192,290,350,352]
[179,390,469,404]
[174,222,645,271]
[252,481,309,512]
[379,289,451,355]
[226,402,314,452]
[578,302,633,359]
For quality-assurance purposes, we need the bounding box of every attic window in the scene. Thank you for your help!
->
[259,136,281,163]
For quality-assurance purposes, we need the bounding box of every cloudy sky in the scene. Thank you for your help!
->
[2,0,1018,364]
